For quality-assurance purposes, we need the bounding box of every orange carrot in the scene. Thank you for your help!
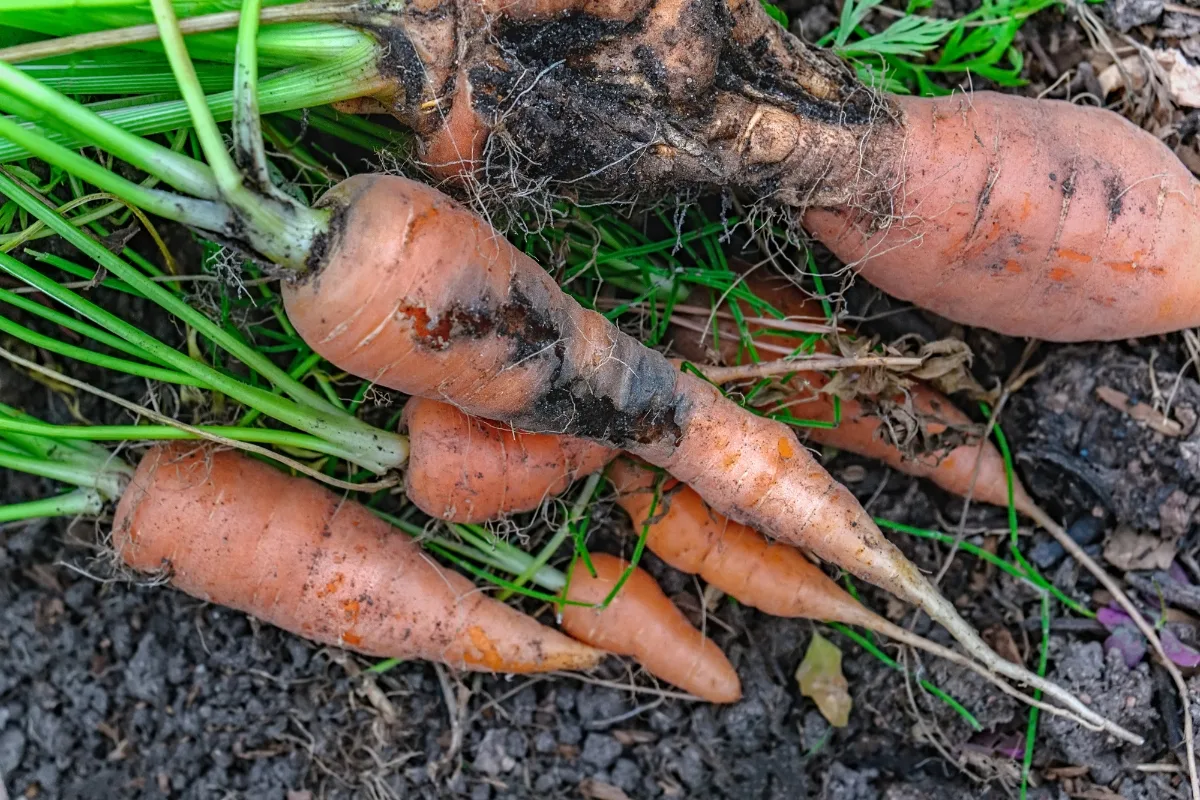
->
[671,274,1030,512]
[403,396,616,523]
[802,92,1200,342]
[605,457,1100,722]
[280,177,1133,741]
[112,443,602,673]
[560,552,741,703]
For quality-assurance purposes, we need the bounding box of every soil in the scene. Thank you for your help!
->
[6,2,1200,798]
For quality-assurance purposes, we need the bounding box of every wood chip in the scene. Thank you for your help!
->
[1096,386,1184,436]
[1104,526,1178,571]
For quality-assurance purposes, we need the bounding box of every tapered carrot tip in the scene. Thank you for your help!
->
[403,397,615,523]
[560,553,742,703]
[112,443,603,674]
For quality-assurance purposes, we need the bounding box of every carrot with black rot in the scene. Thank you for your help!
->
[0,4,1139,743]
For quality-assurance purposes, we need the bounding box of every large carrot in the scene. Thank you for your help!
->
[0,13,1139,743]
[802,92,1200,342]
[560,552,741,703]
[4,0,1199,344]
[403,396,616,523]
[670,275,1026,512]
[112,443,603,673]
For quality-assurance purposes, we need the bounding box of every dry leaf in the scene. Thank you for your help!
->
[1099,49,1200,108]
[795,632,852,727]
[580,778,632,800]
[1103,526,1177,571]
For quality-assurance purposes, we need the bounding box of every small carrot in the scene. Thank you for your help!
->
[605,457,1107,726]
[112,443,603,673]
[670,274,1031,512]
[559,552,741,703]
[403,396,616,523]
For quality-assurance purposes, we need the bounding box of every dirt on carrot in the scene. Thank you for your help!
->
[111,442,602,673]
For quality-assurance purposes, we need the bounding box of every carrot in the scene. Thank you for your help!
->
[605,457,1105,724]
[112,442,603,673]
[403,396,615,523]
[559,552,741,703]
[283,176,1136,738]
[3,17,1140,742]
[802,92,1200,342]
[671,275,1028,513]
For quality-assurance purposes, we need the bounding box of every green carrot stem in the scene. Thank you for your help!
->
[377,510,570,593]
[0,169,338,416]
[0,450,127,497]
[0,488,103,524]
[0,58,219,198]
[0,48,386,165]
[0,311,201,385]
[149,0,243,194]
[232,0,271,185]
[0,403,119,462]
[500,472,603,601]
[0,417,370,463]
[0,112,230,230]
[0,286,165,365]
[0,237,405,474]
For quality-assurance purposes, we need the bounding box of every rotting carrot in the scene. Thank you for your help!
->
[604,456,1114,727]
[112,442,603,673]
[0,7,1141,744]
[403,396,616,523]
[670,274,1028,513]
[559,552,741,703]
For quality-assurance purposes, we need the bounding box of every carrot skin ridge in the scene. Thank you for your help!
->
[112,443,602,674]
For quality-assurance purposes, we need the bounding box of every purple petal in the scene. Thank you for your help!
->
[1161,628,1200,668]
[1104,626,1147,668]
[1169,562,1192,586]
[1098,605,1134,630]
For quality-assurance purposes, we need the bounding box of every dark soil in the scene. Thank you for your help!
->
[5,307,1198,799]
[7,2,1200,799]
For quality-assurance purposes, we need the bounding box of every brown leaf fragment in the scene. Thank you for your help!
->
[1096,386,1184,436]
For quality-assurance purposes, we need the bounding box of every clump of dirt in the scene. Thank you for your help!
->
[1040,640,1159,784]
[1015,346,1200,535]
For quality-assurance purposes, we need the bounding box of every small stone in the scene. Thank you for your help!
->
[581,734,622,770]
[557,723,583,747]
[470,783,492,800]
[610,759,642,792]
[534,731,557,754]
[1106,0,1162,32]
[0,728,26,774]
